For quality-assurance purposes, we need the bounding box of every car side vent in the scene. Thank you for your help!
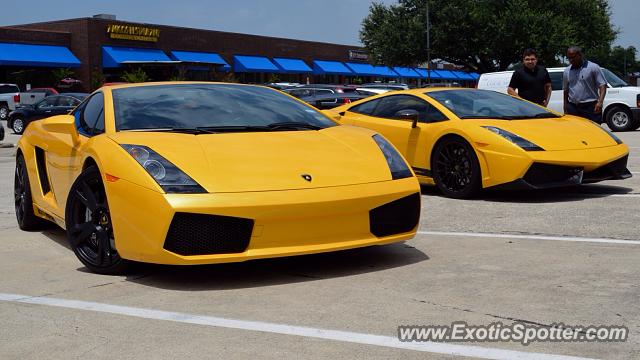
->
[369,193,420,237]
[34,147,51,194]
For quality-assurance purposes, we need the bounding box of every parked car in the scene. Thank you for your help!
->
[0,83,21,121]
[325,88,630,198]
[8,94,88,134]
[300,93,370,109]
[19,87,59,107]
[360,83,409,91]
[15,82,420,274]
[283,84,357,98]
[477,67,640,132]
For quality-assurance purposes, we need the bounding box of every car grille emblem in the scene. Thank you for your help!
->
[582,140,588,145]
[301,174,312,182]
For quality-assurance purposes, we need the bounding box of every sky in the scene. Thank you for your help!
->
[0,0,637,50]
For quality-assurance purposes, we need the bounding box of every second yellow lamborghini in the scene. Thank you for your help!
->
[325,88,631,198]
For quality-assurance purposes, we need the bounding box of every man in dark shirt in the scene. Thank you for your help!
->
[507,48,552,106]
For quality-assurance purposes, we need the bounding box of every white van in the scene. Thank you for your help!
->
[477,67,640,132]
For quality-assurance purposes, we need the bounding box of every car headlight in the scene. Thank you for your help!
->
[598,125,623,145]
[121,144,206,193]
[372,134,413,180]
[482,126,544,151]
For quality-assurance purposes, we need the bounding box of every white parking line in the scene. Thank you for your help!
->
[610,194,640,197]
[0,293,590,360]
[418,231,640,245]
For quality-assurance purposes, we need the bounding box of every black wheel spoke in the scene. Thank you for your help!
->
[70,222,95,246]
[77,181,98,211]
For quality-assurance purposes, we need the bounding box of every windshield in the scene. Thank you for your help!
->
[426,89,559,120]
[112,84,337,131]
[601,68,628,88]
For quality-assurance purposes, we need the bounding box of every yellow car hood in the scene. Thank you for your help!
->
[470,116,618,151]
[108,126,392,193]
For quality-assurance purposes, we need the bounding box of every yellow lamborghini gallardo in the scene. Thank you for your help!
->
[326,88,631,198]
[15,82,420,274]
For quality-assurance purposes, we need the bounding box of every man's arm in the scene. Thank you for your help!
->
[507,72,519,97]
[595,85,606,113]
[543,83,552,106]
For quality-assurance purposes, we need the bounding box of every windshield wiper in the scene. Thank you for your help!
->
[124,127,218,134]
[266,121,322,130]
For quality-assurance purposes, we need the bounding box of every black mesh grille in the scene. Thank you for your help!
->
[523,163,583,187]
[164,213,254,256]
[583,155,630,182]
[369,193,420,237]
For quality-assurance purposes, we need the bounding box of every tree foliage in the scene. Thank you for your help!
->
[360,0,618,72]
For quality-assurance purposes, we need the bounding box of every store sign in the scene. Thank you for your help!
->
[348,50,369,61]
[107,24,160,42]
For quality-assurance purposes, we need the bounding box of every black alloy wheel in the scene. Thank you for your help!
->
[65,166,130,274]
[432,137,481,199]
[14,154,49,230]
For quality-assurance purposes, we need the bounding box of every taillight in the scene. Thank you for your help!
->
[13,94,20,103]
[343,98,352,104]
[636,94,639,108]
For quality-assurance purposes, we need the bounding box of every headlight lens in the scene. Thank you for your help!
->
[482,126,544,151]
[372,134,413,180]
[598,125,623,144]
[121,144,206,193]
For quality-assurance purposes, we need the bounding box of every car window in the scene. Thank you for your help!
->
[57,96,80,107]
[37,97,58,108]
[549,72,563,91]
[349,98,381,115]
[372,95,447,123]
[79,92,105,136]
[0,85,19,94]
[112,84,337,131]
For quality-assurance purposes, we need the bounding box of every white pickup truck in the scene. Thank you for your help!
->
[0,83,20,121]
[477,67,640,132]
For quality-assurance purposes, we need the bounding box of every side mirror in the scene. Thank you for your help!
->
[41,115,80,145]
[394,109,420,128]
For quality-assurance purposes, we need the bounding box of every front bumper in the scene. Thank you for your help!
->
[481,144,631,190]
[105,177,421,265]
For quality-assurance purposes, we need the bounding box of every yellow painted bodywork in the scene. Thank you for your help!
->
[326,88,629,189]
[17,82,421,265]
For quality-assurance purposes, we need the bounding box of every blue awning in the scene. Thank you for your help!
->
[170,50,229,71]
[469,72,480,79]
[312,60,353,75]
[272,58,312,73]
[451,71,475,80]
[344,62,378,76]
[393,67,421,78]
[373,66,399,78]
[0,42,80,68]
[415,68,443,80]
[436,70,460,80]
[233,55,279,73]
[102,46,173,68]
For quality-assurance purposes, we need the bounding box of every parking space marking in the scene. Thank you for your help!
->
[610,194,640,197]
[0,293,590,360]
[418,231,640,245]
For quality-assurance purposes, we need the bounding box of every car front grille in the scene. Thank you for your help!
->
[164,213,254,256]
[369,193,420,237]
[522,163,583,188]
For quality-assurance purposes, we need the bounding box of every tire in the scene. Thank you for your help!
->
[431,136,482,199]
[15,154,50,230]
[0,105,9,121]
[605,106,634,132]
[65,166,131,275]
[12,117,25,135]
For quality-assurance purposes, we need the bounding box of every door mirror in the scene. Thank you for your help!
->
[41,115,80,145]
[394,109,420,128]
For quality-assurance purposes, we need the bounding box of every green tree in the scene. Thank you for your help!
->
[360,0,617,72]
[601,46,638,81]
[121,68,149,83]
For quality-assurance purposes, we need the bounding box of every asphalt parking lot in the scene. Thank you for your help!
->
[0,120,638,359]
